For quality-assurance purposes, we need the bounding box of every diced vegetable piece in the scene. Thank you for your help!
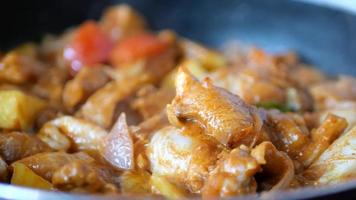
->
[120,170,151,194]
[162,59,208,89]
[180,39,226,71]
[150,174,187,199]
[11,163,53,190]
[256,101,292,112]
[64,21,113,73]
[100,113,134,170]
[109,33,168,66]
[0,90,46,130]
[303,126,356,185]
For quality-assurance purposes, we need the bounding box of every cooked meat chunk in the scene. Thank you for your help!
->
[63,67,109,112]
[148,125,221,193]
[311,76,356,110]
[201,146,260,198]
[251,142,294,190]
[169,68,262,147]
[265,111,347,169]
[100,4,146,41]
[31,67,68,109]
[297,114,347,167]
[131,85,175,119]
[0,132,50,163]
[76,77,146,128]
[38,116,108,151]
[0,156,8,182]
[0,50,44,84]
[264,110,310,160]
[14,152,94,181]
[52,160,119,193]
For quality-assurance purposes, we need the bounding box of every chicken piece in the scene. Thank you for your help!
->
[297,114,347,167]
[210,49,314,111]
[100,113,134,170]
[0,49,44,84]
[38,116,108,152]
[210,67,287,106]
[265,111,347,169]
[0,156,8,182]
[251,142,294,191]
[131,85,175,119]
[39,31,74,68]
[100,4,146,41]
[311,76,356,110]
[132,112,170,171]
[35,107,59,130]
[14,152,94,181]
[76,76,146,128]
[148,125,221,193]
[201,146,260,199]
[0,132,51,163]
[169,68,262,147]
[291,65,326,87]
[302,126,356,185]
[179,39,226,71]
[52,160,119,193]
[135,111,170,136]
[0,90,47,131]
[63,67,109,112]
[11,162,53,190]
[264,110,310,160]
[31,67,68,109]
[120,170,151,194]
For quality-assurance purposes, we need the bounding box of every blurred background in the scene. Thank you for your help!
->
[0,0,355,75]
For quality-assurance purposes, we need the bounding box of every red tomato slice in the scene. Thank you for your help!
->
[64,20,113,73]
[109,32,168,66]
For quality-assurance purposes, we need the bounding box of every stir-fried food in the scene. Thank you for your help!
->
[0,4,355,199]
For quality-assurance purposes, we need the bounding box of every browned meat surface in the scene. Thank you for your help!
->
[169,68,262,148]
[0,156,8,182]
[38,116,108,152]
[148,125,222,193]
[202,146,260,198]
[63,67,109,112]
[14,152,94,181]
[0,132,51,163]
[52,160,119,193]
[131,85,175,119]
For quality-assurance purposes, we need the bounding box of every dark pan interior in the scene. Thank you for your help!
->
[0,0,355,199]
[0,0,355,76]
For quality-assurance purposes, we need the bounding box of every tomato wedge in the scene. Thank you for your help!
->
[64,20,113,73]
[109,32,168,66]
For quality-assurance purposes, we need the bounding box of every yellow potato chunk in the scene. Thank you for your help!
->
[0,90,46,130]
[11,163,53,190]
[151,174,187,199]
[162,58,208,89]
[120,170,151,194]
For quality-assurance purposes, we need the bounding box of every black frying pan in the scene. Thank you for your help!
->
[0,0,355,199]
